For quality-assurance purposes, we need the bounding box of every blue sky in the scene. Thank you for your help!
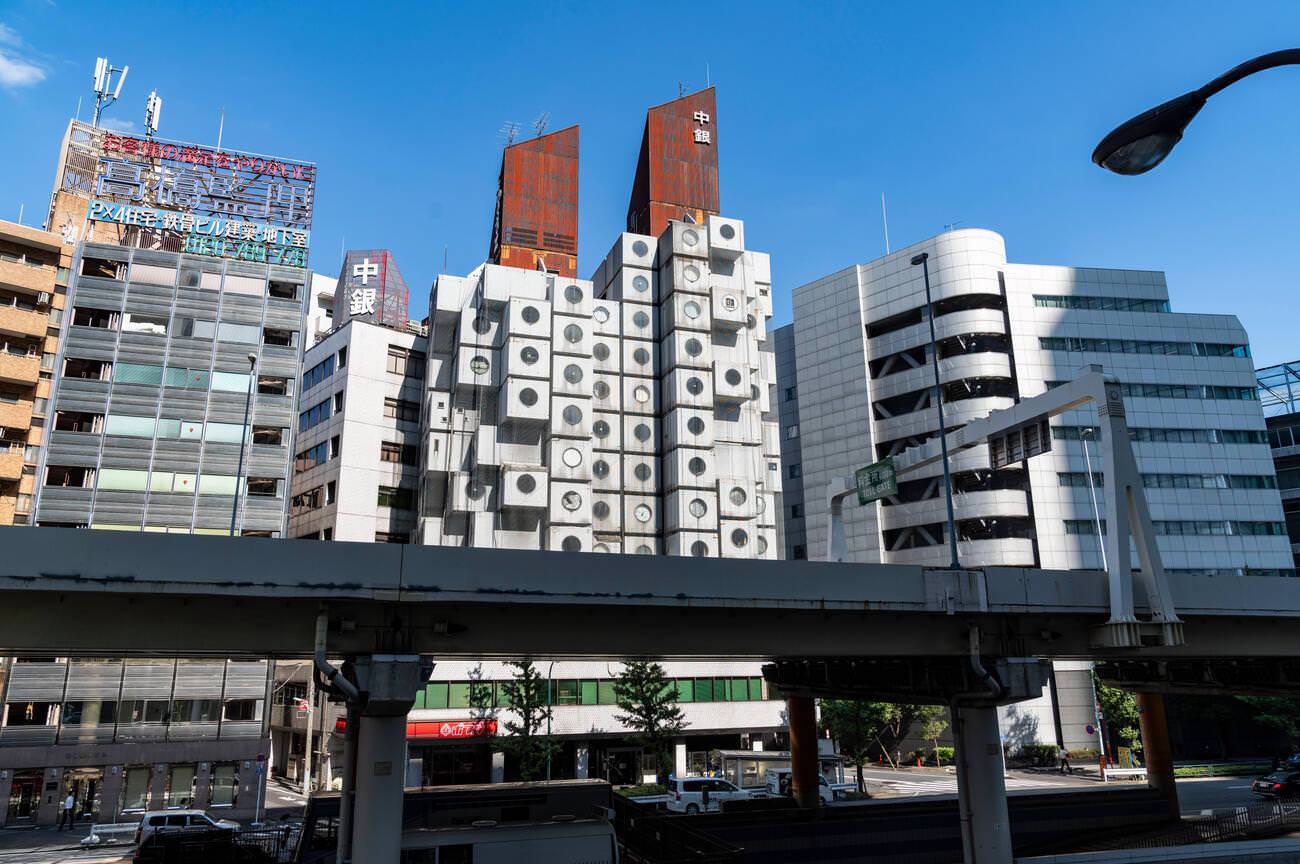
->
[1,2,1297,365]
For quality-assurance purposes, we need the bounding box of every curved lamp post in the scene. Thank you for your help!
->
[1092,49,1300,175]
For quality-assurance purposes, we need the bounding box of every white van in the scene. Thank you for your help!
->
[399,818,619,863]
[665,776,754,814]
[763,769,839,804]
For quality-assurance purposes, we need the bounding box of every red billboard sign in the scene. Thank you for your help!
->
[407,719,498,740]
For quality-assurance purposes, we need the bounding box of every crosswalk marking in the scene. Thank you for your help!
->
[870,777,1042,795]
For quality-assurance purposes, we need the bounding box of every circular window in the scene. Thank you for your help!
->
[633,384,651,404]
[731,528,749,548]
[722,295,739,311]
[593,381,610,399]
[521,306,540,324]
[686,377,704,396]
[470,355,490,375]
[688,498,707,517]
[633,347,651,367]
[593,343,610,361]
[690,541,709,557]
[593,419,610,438]
[561,536,582,552]
[636,544,653,555]
[685,338,703,357]
[686,416,705,435]
[729,487,747,507]
[561,490,582,511]
[634,462,652,482]
[683,228,700,247]
[683,264,701,283]
[593,501,610,519]
[593,542,610,553]
[564,284,583,304]
[756,536,768,555]
[519,387,538,407]
[467,483,484,500]
[632,310,650,329]
[688,456,707,475]
[724,368,742,386]
[563,323,583,344]
[472,316,491,334]
[516,474,536,494]
[683,300,702,320]
[593,459,609,478]
[562,447,583,468]
[632,274,650,293]
[756,494,766,513]
[632,240,649,257]
[719,223,736,240]
[634,503,652,523]
[563,364,583,384]
[562,404,583,426]
[520,346,540,365]
[633,423,651,442]
[593,306,610,323]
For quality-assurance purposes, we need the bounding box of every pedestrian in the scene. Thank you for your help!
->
[57,792,74,830]
[1059,750,1072,775]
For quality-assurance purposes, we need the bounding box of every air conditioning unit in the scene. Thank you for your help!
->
[661,331,712,372]
[621,302,659,341]
[550,396,592,438]
[455,345,500,389]
[500,467,548,509]
[662,257,709,298]
[36,292,50,306]
[665,489,719,533]
[551,314,592,357]
[505,297,552,339]
[592,374,621,413]
[548,438,592,482]
[706,215,744,259]
[591,451,622,491]
[498,378,550,425]
[622,415,660,454]
[606,233,657,272]
[663,446,713,491]
[719,520,758,557]
[663,407,714,451]
[592,335,621,375]
[662,292,711,334]
[622,494,661,535]
[622,454,659,494]
[548,278,594,318]
[658,221,709,262]
[662,368,714,410]
[712,361,751,404]
[552,354,594,398]
[448,469,496,513]
[621,339,659,378]
[592,300,620,336]
[549,480,592,526]
[460,305,502,347]
[666,531,717,558]
[710,287,746,331]
[547,525,592,553]
[591,412,622,452]
[502,337,551,381]
[591,492,622,533]
[621,376,659,416]
[717,478,757,519]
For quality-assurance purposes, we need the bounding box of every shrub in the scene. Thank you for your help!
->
[1018,744,1059,766]
[933,746,955,766]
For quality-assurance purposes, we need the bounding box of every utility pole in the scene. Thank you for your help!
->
[302,669,316,796]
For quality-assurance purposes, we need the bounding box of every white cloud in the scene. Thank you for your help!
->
[0,23,21,46]
[0,24,45,90]
[100,117,136,132]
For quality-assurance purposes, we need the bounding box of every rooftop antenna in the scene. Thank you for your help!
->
[17,204,24,226]
[216,108,225,152]
[706,63,711,87]
[943,220,964,232]
[881,192,891,254]
[91,56,129,128]
[532,112,549,138]
[74,96,83,122]
[499,121,520,147]
[678,81,684,97]
[144,90,163,139]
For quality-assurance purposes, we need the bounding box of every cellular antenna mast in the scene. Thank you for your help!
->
[144,90,163,139]
[91,56,129,128]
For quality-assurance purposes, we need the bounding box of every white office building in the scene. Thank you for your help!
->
[784,228,1291,751]
[305,273,337,348]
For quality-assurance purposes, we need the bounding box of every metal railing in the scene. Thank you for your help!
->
[1061,797,1300,853]
[612,795,742,864]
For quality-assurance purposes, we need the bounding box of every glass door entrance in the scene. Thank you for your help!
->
[62,768,104,823]
[6,770,42,823]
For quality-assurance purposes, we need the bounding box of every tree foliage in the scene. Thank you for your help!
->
[614,660,687,784]
[1093,672,1141,753]
[819,700,950,791]
[1238,697,1300,738]
[499,660,559,780]
[467,662,496,721]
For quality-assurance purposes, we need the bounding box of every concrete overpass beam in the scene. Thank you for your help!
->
[1136,692,1178,819]
[787,695,820,808]
[953,703,1012,864]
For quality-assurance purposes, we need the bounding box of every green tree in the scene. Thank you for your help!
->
[614,660,687,785]
[467,662,496,721]
[1238,696,1300,739]
[499,660,559,780]
[819,700,950,790]
[1093,673,1141,755]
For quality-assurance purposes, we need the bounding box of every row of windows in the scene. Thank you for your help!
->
[7,698,264,727]
[380,441,419,465]
[1039,337,1249,358]
[377,485,414,510]
[45,465,280,497]
[111,362,254,393]
[299,399,331,432]
[302,354,335,391]
[384,398,420,423]
[71,307,297,348]
[1046,381,1257,401]
[291,482,336,516]
[1168,567,1296,578]
[295,440,332,473]
[81,257,301,301]
[1033,295,1171,313]
[53,412,285,446]
[1052,425,1268,445]
[1064,519,1287,537]
[414,676,769,710]
[1057,472,1278,490]
[386,346,426,378]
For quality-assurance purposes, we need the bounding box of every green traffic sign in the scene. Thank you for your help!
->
[855,458,897,505]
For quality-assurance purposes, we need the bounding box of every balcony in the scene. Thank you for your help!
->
[0,449,22,482]
[0,398,32,429]
[0,305,47,340]
[0,259,54,296]
[0,351,39,386]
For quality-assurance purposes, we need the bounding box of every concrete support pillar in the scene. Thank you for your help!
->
[953,704,1013,864]
[673,739,687,779]
[787,696,820,809]
[1137,692,1178,819]
[575,745,589,780]
[351,715,407,864]
[193,762,212,810]
[491,752,505,784]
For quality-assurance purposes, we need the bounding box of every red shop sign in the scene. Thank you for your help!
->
[406,719,497,740]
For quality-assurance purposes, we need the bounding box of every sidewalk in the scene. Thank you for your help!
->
[0,823,102,852]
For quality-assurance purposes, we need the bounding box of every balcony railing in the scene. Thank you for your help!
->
[0,351,39,386]
[0,304,48,340]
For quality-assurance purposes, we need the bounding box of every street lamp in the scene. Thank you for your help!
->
[910,252,960,569]
[1092,49,1300,175]
[230,352,258,536]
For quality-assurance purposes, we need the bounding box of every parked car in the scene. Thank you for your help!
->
[134,809,240,847]
[665,777,754,814]
[1252,771,1300,798]
[763,768,848,804]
